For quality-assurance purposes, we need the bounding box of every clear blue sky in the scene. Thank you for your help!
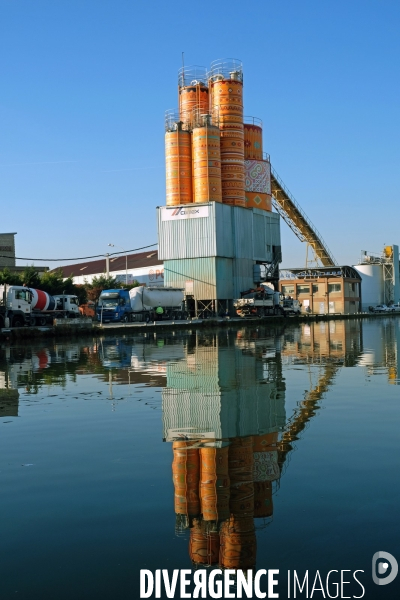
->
[1,0,399,269]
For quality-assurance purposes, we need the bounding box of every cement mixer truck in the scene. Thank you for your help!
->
[96,286,185,323]
[0,285,80,327]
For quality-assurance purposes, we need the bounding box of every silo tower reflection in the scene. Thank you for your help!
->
[163,330,285,570]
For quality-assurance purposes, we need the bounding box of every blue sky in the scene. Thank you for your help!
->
[1,0,399,269]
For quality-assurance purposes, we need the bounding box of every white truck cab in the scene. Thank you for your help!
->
[53,295,80,316]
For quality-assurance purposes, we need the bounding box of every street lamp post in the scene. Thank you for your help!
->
[108,243,128,285]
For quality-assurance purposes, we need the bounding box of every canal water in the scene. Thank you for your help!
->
[0,319,399,599]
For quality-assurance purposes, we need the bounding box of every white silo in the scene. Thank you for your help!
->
[354,263,384,310]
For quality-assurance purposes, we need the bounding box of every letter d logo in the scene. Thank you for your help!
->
[372,551,398,585]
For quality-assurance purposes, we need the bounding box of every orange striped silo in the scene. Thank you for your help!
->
[189,518,220,566]
[165,126,193,206]
[178,66,209,130]
[209,59,245,207]
[228,437,254,518]
[245,192,272,212]
[199,447,230,522]
[172,441,200,517]
[192,118,222,203]
[219,516,257,570]
[244,118,263,160]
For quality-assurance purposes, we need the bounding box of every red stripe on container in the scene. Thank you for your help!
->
[35,290,48,311]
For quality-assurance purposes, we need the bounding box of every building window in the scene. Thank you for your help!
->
[328,283,341,293]
[349,282,358,293]
[312,284,319,293]
[282,285,294,295]
[297,285,310,294]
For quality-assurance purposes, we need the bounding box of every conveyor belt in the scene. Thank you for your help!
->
[271,168,337,267]
[277,363,338,469]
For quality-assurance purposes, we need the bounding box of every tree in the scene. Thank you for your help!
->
[20,266,41,288]
[0,268,22,285]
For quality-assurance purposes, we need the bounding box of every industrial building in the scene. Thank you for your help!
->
[158,59,283,316]
[159,202,281,315]
[163,332,285,444]
[0,232,48,276]
[279,266,362,314]
[155,58,349,316]
[52,250,163,286]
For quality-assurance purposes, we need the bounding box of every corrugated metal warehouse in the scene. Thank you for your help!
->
[158,203,281,313]
[162,338,285,444]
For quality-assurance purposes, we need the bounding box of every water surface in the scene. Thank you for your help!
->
[1,319,399,598]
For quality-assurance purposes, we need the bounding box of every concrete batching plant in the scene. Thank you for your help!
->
[159,59,280,316]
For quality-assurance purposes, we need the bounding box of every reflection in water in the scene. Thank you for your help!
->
[359,318,400,383]
[163,322,366,572]
[164,329,286,570]
[0,318,399,575]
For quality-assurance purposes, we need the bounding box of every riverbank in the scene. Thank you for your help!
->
[1,311,399,340]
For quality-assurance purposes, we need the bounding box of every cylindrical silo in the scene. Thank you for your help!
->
[192,117,222,203]
[253,433,279,518]
[242,117,272,211]
[199,447,230,522]
[219,516,257,570]
[172,441,200,517]
[189,518,220,566]
[244,118,263,160]
[165,124,193,206]
[244,157,272,212]
[178,66,209,130]
[353,263,384,310]
[228,436,254,518]
[209,59,245,207]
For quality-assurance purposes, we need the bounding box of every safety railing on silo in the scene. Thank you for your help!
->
[207,58,243,82]
[244,116,263,127]
[178,65,208,88]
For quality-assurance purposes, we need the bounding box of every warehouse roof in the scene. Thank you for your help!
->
[280,265,361,280]
[51,250,162,279]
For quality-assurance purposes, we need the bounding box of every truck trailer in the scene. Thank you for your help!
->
[96,286,185,323]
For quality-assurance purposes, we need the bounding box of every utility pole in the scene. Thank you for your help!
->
[108,243,128,285]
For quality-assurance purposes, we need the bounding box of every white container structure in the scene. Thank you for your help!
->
[157,202,281,314]
[162,341,285,446]
[353,264,384,310]
[129,286,184,311]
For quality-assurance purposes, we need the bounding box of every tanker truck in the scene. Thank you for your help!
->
[96,286,185,323]
[130,286,185,321]
[0,285,80,327]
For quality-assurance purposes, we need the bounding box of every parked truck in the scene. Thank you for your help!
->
[0,285,80,327]
[96,286,185,323]
[234,286,301,317]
